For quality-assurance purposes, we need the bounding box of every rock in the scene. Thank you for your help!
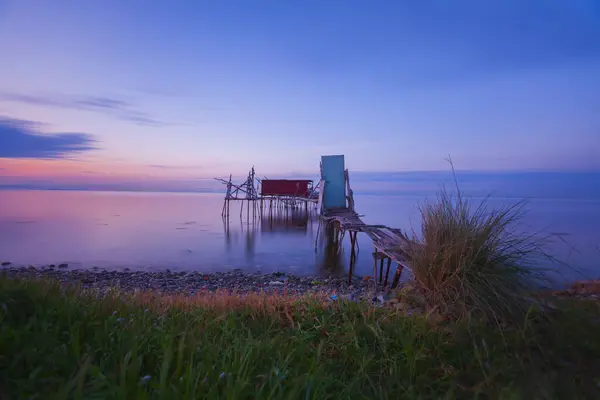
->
[58,263,68,269]
[1,262,11,266]
[269,281,284,286]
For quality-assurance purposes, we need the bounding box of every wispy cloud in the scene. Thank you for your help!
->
[0,116,96,159]
[149,164,207,170]
[0,92,167,127]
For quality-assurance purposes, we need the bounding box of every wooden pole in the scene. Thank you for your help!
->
[391,265,404,289]
[384,257,392,287]
[372,249,378,287]
[348,231,357,284]
[350,231,357,261]
[379,257,384,283]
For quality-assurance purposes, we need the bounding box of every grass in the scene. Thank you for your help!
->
[406,183,554,324]
[2,276,600,399]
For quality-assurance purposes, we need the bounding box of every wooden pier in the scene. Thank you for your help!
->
[318,156,413,288]
[216,157,414,289]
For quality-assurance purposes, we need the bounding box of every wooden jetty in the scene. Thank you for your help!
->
[318,155,413,288]
[216,156,413,288]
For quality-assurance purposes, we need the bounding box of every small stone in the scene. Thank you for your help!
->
[269,281,284,286]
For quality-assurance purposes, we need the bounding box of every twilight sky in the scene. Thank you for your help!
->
[0,0,599,191]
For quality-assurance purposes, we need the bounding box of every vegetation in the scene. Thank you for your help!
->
[1,277,600,399]
[406,186,552,323]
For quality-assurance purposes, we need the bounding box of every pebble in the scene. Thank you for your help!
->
[0,265,386,298]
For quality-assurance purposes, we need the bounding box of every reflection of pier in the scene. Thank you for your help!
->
[260,209,317,235]
[223,207,317,236]
[222,205,346,275]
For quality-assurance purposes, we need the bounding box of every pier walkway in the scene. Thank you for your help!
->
[318,155,414,287]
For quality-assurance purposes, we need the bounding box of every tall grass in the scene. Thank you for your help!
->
[407,184,553,323]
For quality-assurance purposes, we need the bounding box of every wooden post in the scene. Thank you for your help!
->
[391,264,404,289]
[348,231,357,284]
[350,231,357,261]
[372,249,378,287]
[384,257,392,287]
[379,257,384,283]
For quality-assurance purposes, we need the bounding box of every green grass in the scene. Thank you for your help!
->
[2,277,600,399]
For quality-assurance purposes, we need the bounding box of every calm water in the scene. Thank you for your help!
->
[0,189,599,284]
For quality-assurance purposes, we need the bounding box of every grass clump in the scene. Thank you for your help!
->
[407,184,552,323]
[2,276,600,399]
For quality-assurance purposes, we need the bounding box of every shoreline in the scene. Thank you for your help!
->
[2,263,599,302]
[0,264,385,300]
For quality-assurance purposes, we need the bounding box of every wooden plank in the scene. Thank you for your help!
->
[320,211,413,273]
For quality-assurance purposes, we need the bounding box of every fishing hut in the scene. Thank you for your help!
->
[317,155,413,288]
[215,168,319,219]
[260,179,318,213]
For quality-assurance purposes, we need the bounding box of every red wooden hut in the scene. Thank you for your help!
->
[260,179,313,198]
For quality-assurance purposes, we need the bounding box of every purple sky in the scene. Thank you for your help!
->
[0,0,599,191]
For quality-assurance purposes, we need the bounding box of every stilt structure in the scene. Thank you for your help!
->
[317,155,413,288]
[215,169,320,220]
[215,167,261,220]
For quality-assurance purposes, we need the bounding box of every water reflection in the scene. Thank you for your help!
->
[317,221,346,276]
[222,207,348,275]
[3,190,594,281]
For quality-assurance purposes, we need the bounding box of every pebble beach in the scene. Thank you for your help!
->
[0,262,388,300]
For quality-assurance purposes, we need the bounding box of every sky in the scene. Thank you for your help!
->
[0,0,599,192]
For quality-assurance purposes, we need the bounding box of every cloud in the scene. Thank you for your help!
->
[0,92,167,127]
[0,116,96,159]
[149,164,206,170]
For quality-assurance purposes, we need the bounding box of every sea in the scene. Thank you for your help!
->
[0,172,599,286]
